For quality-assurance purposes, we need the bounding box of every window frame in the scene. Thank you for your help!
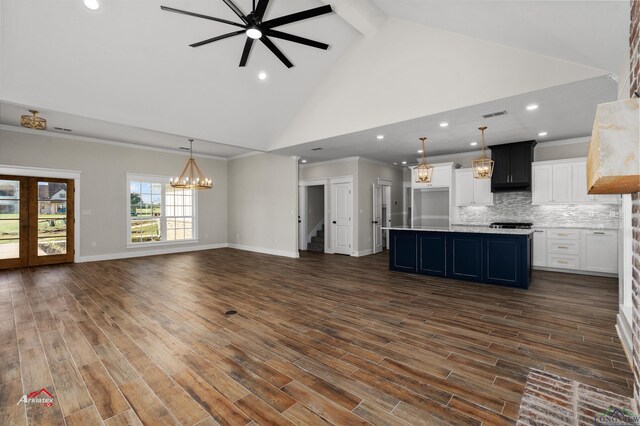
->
[126,173,198,248]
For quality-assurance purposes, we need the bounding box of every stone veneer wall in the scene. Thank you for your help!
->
[629,0,639,414]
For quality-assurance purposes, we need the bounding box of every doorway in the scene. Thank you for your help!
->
[306,185,325,252]
[372,180,392,254]
[0,175,75,269]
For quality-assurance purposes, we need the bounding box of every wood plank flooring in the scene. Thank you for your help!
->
[0,248,632,425]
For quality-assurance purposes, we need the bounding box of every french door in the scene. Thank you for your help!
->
[0,175,74,269]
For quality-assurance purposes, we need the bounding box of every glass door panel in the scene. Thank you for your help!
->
[29,178,74,266]
[0,177,28,268]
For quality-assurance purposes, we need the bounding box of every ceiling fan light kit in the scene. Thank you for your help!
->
[161,0,333,68]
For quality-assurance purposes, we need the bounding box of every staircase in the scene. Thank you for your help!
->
[307,225,324,253]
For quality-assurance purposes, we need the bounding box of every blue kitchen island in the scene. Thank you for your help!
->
[384,226,533,289]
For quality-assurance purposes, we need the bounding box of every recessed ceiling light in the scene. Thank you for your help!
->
[83,0,100,10]
[376,135,384,140]
[439,122,449,128]
[526,104,539,111]
[246,27,262,39]
[417,150,423,154]
[301,159,307,163]
[393,162,398,165]
[401,161,407,165]
[258,71,267,80]
[538,131,548,137]
[470,142,478,146]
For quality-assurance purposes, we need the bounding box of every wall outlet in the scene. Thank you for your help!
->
[587,211,594,217]
[91,241,97,247]
[81,209,92,215]
[610,211,618,217]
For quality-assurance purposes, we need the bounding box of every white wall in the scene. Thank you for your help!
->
[274,17,606,150]
[0,128,228,260]
[227,153,298,258]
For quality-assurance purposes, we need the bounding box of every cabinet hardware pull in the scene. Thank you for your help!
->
[558,260,568,264]
[534,230,544,233]
[558,246,568,249]
[558,233,569,236]
[593,232,605,235]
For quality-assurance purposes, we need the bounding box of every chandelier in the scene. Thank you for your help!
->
[472,126,494,179]
[415,137,433,183]
[20,110,47,130]
[170,139,213,189]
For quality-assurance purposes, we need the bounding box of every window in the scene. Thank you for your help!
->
[128,175,196,245]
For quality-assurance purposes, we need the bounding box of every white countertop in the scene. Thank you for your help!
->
[452,223,618,231]
[382,226,534,235]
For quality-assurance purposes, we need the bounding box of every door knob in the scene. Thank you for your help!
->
[372,221,378,224]
[332,221,337,224]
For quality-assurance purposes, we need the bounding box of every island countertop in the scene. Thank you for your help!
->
[382,225,534,236]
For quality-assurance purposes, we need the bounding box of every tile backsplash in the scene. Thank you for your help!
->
[455,191,620,228]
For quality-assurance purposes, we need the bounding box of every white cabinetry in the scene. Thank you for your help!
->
[581,230,617,273]
[532,229,547,267]
[532,158,620,205]
[531,227,618,275]
[454,169,493,206]
[411,164,452,189]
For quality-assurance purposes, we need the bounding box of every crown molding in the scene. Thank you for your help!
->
[0,124,229,161]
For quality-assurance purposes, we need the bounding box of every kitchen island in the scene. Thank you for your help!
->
[383,226,533,288]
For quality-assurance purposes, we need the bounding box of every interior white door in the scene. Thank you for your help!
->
[372,184,383,254]
[298,186,306,251]
[383,185,392,249]
[331,182,352,255]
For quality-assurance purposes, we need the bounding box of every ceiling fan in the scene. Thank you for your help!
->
[161,0,333,68]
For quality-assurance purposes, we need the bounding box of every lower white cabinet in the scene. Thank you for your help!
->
[581,230,618,273]
[532,227,618,275]
[532,230,547,267]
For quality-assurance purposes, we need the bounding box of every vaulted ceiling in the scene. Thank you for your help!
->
[0,0,630,158]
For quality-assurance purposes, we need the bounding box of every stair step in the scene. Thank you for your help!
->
[307,242,324,252]
[311,236,324,244]
[316,230,324,237]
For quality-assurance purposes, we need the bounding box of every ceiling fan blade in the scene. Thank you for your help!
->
[239,38,255,66]
[190,30,245,48]
[160,6,245,28]
[262,5,332,29]
[254,0,270,20]
[261,36,293,68]
[222,0,249,24]
[264,29,329,50]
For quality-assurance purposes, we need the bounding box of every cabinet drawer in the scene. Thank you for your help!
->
[546,229,580,240]
[548,254,580,270]
[547,240,580,255]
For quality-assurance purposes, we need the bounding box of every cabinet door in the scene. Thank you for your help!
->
[532,165,552,204]
[532,230,547,267]
[571,161,592,203]
[430,166,451,188]
[510,143,533,185]
[390,232,417,272]
[418,233,446,276]
[455,169,474,206]
[483,236,522,286]
[473,175,493,205]
[581,230,617,273]
[490,146,511,186]
[446,234,482,280]
[551,164,572,203]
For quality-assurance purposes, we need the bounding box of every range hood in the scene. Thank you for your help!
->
[587,98,640,194]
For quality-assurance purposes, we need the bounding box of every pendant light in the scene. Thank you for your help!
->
[415,137,433,183]
[170,139,213,189]
[20,110,47,130]
[472,126,494,179]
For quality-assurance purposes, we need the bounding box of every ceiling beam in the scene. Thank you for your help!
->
[321,0,384,38]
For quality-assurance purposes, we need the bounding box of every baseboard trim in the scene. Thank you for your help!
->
[353,248,373,257]
[532,266,617,278]
[78,243,229,263]
[227,243,300,259]
[616,310,633,369]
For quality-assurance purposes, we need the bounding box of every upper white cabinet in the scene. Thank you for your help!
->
[411,163,457,189]
[532,158,620,205]
[454,168,493,206]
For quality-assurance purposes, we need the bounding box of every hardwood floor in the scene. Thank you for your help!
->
[0,248,632,425]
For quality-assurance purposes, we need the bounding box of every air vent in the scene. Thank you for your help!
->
[53,127,72,132]
[311,147,323,151]
[481,110,508,119]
